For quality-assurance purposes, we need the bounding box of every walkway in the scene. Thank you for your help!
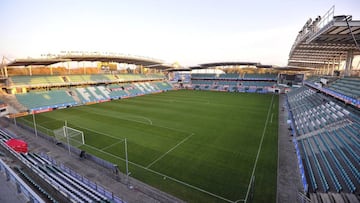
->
[277,94,303,203]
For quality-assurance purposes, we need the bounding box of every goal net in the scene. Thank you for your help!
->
[53,126,85,147]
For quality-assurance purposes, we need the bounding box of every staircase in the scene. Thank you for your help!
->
[68,90,82,104]
[0,92,28,113]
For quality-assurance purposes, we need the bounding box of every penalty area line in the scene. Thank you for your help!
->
[100,140,125,151]
[146,133,194,169]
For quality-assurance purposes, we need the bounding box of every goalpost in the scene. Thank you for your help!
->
[52,121,129,180]
[53,121,85,154]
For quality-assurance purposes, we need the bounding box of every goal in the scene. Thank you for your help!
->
[53,126,85,147]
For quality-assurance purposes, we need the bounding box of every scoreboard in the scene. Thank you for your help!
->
[278,74,304,86]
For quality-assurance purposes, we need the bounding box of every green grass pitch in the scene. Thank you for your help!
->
[19,90,279,202]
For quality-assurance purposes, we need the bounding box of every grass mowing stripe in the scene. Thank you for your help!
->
[244,94,275,202]
[80,140,235,203]
[79,106,153,125]
[84,105,193,135]
[18,90,278,202]
[146,133,194,168]
[75,106,194,135]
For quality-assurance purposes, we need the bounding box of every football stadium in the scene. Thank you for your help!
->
[0,4,360,203]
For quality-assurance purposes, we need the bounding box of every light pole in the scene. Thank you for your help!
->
[64,120,70,155]
[32,113,38,137]
[124,138,129,182]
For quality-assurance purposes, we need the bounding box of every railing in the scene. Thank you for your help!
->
[0,154,45,203]
[312,6,335,34]
[297,191,311,203]
[286,97,309,193]
[289,5,335,55]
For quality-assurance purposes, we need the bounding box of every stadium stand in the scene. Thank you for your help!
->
[15,166,58,203]
[243,73,278,80]
[218,73,240,79]
[305,80,360,109]
[0,127,124,203]
[9,73,165,88]
[191,73,217,79]
[10,75,65,87]
[10,74,173,111]
[154,81,173,91]
[0,158,45,203]
[107,84,130,99]
[287,86,360,197]
[241,81,276,87]
[16,90,77,111]
[190,73,278,92]
[328,77,360,100]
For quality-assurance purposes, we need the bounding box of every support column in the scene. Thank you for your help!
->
[344,50,353,76]
[67,62,70,74]
[1,57,8,77]
[327,62,330,75]
[28,66,32,76]
[338,54,342,70]
[83,62,86,74]
[331,58,335,76]
[4,66,8,78]
[1,57,5,78]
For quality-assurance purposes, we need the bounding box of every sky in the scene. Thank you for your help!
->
[0,0,359,67]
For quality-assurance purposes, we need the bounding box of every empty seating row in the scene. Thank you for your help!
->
[16,81,174,109]
[10,76,64,87]
[16,90,77,111]
[191,74,217,79]
[243,73,278,80]
[15,167,58,203]
[20,152,112,203]
[287,86,360,194]
[287,87,352,135]
[10,74,166,87]
[190,73,278,80]
[218,73,240,79]
[0,158,45,203]
[328,77,360,99]
[241,81,275,87]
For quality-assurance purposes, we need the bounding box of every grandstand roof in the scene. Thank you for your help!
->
[165,67,191,72]
[288,6,360,68]
[273,66,315,71]
[199,62,260,68]
[6,54,165,68]
[7,58,70,66]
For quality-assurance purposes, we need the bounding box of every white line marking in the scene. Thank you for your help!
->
[270,113,274,123]
[146,133,194,168]
[81,142,233,203]
[73,123,231,201]
[75,124,124,141]
[244,94,274,202]
[136,116,153,125]
[100,140,124,151]
[79,107,153,125]
[76,106,192,134]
